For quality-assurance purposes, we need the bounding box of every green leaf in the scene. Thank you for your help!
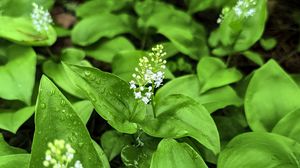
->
[43,61,87,98]
[0,106,34,133]
[197,57,243,93]
[71,13,136,46]
[0,154,30,168]
[156,75,242,113]
[135,1,208,59]
[29,76,109,168]
[245,60,300,131]
[76,0,132,18]
[0,16,56,46]
[150,139,207,168]
[63,64,146,134]
[186,0,235,13]
[0,134,27,156]
[85,36,135,63]
[141,94,220,154]
[242,50,264,66]
[197,86,243,113]
[0,44,36,104]
[121,134,159,168]
[272,109,300,143]
[101,130,132,161]
[218,132,300,168]
[260,38,277,51]
[73,100,94,125]
[61,48,85,63]
[112,50,174,82]
[209,0,268,55]
[0,0,54,17]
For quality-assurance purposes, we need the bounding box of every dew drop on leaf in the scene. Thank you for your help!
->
[84,71,91,77]
[40,103,46,109]
[60,100,66,106]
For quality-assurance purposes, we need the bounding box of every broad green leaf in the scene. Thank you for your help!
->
[30,76,109,168]
[156,75,242,113]
[0,106,34,133]
[0,44,36,104]
[76,0,132,18]
[150,139,207,168]
[135,1,208,60]
[245,60,300,131]
[186,0,235,13]
[43,61,87,98]
[141,94,220,154]
[0,154,30,168]
[61,48,85,63]
[0,16,56,46]
[197,86,242,113]
[0,0,54,17]
[101,130,132,161]
[260,38,277,51]
[85,36,135,63]
[112,50,174,82]
[71,13,136,46]
[197,57,243,93]
[242,50,264,66]
[73,100,94,125]
[218,132,300,168]
[272,109,300,143]
[121,134,159,168]
[0,134,27,156]
[209,0,267,56]
[63,64,146,134]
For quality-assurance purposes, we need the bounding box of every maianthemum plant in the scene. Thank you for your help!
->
[0,0,300,168]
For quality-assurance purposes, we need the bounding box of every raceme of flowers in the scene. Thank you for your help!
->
[217,0,257,23]
[43,139,83,168]
[129,44,167,104]
[31,3,53,32]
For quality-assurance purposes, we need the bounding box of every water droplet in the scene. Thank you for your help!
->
[90,95,97,102]
[60,100,66,106]
[40,103,46,109]
[50,90,55,95]
[84,71,91,77]
[78,142,84,147]
[96,80,101,84]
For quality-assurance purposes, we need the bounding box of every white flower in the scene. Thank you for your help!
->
[134,92,142,99]
[129,44,167,104]
[129,80,136,89]
[73,160,83,168]
[43,139,83,168]
[31,3,52,32]
[142,97,150,104]
[217,0,257,23]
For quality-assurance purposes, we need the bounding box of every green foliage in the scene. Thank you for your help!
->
[0,0,299,167]
[29,76,109,168]
[0,44,36,104]
[71,13,136,46]
[209,0,268,56]
[141,94,220,154]
[218,132,300,168]
[245,60,300,131]
[64,64,146,134]
[150,139,207,168]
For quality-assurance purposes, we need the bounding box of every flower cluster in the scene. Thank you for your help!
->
[31,3,53,32]
[217,0,257,23]
[129,44,167,104]
[43,139,83,168]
